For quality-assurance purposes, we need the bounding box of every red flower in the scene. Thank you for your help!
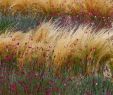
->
[45,89,52,95]
[10,83,17,92]
[4,55,12,62]
[23,85,29,94]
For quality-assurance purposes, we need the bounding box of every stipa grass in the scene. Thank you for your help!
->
[52,26,113,76]
[0,22,113,77]
[0,0,113,24]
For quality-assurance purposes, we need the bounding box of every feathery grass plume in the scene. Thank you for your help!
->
[52,25,113,75]
[85,0,113,17]
[0,0,13,15]
[67,0,86,15]
[0,0,112,22]
[84,0,113,27]
[35,0,66,16]
[10,0,32,15]
[0,21,57,70]
[0,22,113,76]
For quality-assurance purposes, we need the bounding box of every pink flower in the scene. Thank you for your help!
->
[88,12,93,16]
[16,42,20,46]
[106,90,111,95]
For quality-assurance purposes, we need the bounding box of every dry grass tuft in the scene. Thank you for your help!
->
[0,0,112,19]
[0,22,113,76]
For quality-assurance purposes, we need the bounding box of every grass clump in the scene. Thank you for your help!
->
[0,22,113,77]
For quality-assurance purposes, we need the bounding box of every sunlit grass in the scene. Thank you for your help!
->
[0,0,112,20]
[0,22,113,76]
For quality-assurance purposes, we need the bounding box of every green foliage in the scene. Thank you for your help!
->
[65,76,113,95]
[0,16,15,32]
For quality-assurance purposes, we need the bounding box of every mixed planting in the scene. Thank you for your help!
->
[0,0,113,95]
